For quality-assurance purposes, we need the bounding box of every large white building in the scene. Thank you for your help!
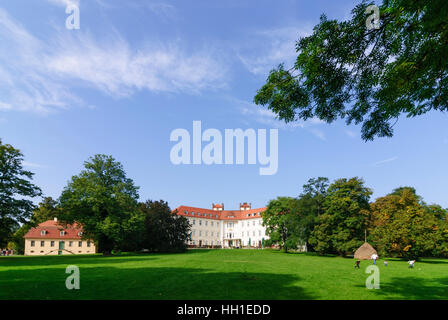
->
[174,202,268,248]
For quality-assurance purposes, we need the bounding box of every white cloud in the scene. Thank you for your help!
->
[46,32,227,97]
[372,157,398,167]
[237,26,312,75]
[345,130,357,138]
[23,161,46,168]
[233,98,325,140]
[0,8,227,114]
[45,0,79,8]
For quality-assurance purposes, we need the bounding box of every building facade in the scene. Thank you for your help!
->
[174,202,268,248]
[24,218,96,256]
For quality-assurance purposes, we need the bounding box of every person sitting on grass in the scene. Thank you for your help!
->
[354,259,361,269]
[408,260,416,268]
[384,260,388,267]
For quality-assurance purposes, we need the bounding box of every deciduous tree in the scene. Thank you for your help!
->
[309,177,372,256]
[254,0,448,140]
[0,139,41,247]
[59,154,141,255]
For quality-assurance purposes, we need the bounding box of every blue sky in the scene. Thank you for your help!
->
[1,0,447,210]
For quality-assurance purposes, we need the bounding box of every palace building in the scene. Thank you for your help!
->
[24,218,96,256]
[174,202,268,248]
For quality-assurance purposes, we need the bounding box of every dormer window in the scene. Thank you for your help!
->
[78,232,83,237]
[41,230,47,236]
[60,231,65,236]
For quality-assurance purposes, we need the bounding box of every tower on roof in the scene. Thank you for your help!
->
[240,202,251,211]
[212,203,224,211]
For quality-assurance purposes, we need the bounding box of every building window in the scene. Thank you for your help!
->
[217,232,219,237]
[211,231,214,237]
[193,220,196,225]
[217,222,220,226]
[31,240,35,247]
[259,230,261,236]
[211,221,214,226]
[253,221,255,226]
[205,221,208,226]
[40,241,44,247]
[69,241,73,247]
[199,231,202,236]
[199,220,202,226]
[78,241,82,247]
[51,241,55,247]
[247,221,249,226]
[87,241,91,247]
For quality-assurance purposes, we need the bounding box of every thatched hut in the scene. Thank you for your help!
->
[354,242,377,260]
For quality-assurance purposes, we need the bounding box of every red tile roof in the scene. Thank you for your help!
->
[174,205,266,220]
[24,219,86,240]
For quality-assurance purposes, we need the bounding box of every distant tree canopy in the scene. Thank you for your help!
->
[369,188,448,259]
[262,196,303,252]
[309,177,372,256]
[138,200,190,253]
[265,176,448,258]
[254,0,448,141]
[59,154,142,255]
[0,139,41,247]
[295,177,330,251]
[31,197,61,225]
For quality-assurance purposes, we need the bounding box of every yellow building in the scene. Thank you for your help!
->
[24,218,96,255]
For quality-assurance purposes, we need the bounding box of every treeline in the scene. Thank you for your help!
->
[0,139,190,255]
[263,177,448,259]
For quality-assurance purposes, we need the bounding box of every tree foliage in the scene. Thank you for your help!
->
[0,139,41,247]
[30,197,62,225]
[295,177,330,251]
[262,197,303,252]
[254,0,448,140]
[138,200,190,253]
[309,177,372,256]
[369,188,448,259]
[59,154,141,255]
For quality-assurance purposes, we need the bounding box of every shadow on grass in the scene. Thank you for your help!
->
[0,254,158,267]
[0,265,314,300]
[355,276,448,300]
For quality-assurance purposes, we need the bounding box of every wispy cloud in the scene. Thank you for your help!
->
[45,0,79,7]
[237,26,312,75]
[372,156,398,167]
[0,8,227,114]
[233,98,326,140]
[345,130,357,138]
[23,161,47,168]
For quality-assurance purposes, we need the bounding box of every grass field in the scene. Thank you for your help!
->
[1,249,447,300]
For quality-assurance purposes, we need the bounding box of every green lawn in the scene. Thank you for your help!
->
[1,249,447,300]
